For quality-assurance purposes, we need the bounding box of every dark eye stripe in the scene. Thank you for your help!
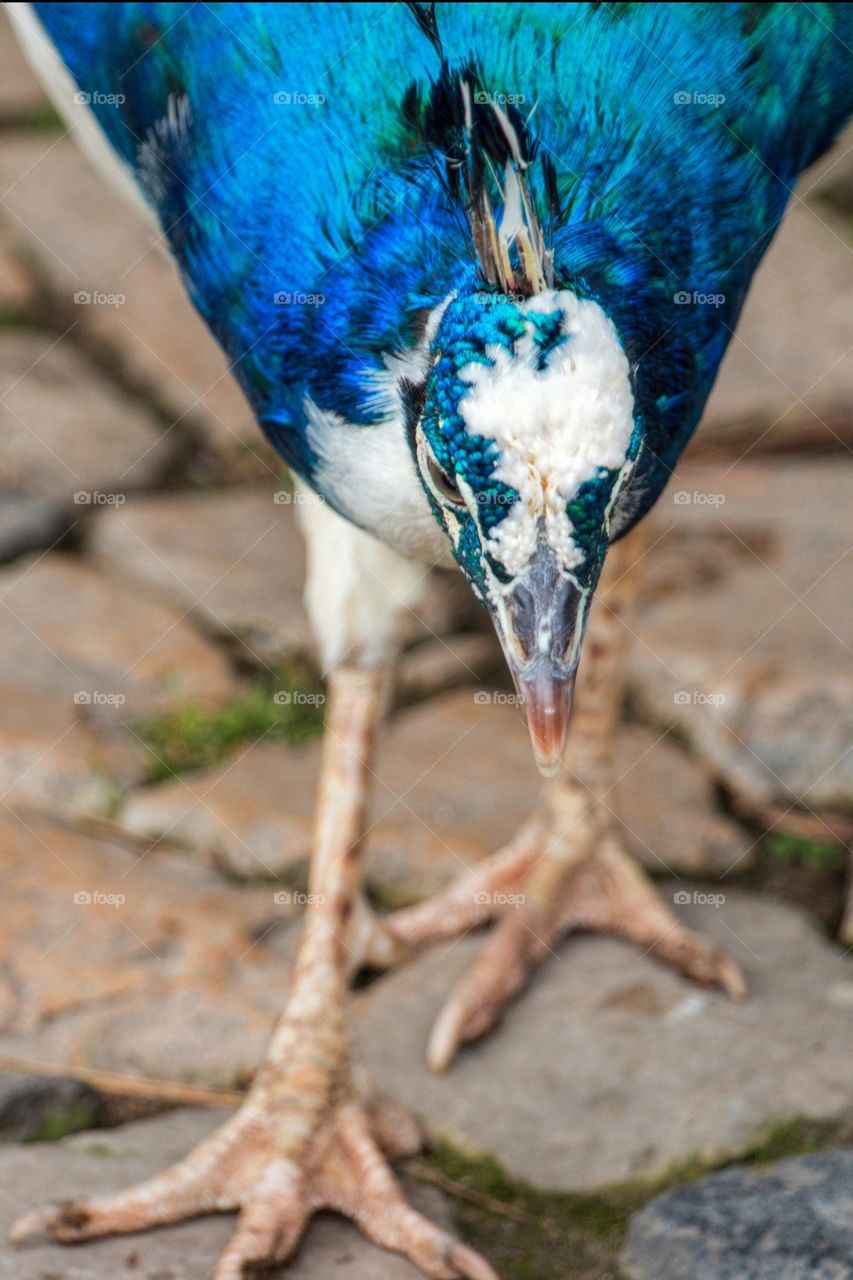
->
[427,453,465,506]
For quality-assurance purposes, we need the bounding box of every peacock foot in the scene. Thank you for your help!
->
[385,799,747,1072]
[11,1032,493,1280]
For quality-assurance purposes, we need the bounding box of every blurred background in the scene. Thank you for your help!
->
[0,10,851,1279]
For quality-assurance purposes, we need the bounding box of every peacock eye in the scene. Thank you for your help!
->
[426,452,466,507]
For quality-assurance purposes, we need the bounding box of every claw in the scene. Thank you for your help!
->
[9,1204,62,1245]
[447,1240,502,1280]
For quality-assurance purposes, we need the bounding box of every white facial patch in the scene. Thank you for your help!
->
[457,291,634,577]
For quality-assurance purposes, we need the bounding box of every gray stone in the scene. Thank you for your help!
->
[0,1109,450,1278]
[701,123,853,445]
[0,553,235,814]
[0,494,67,562]
[632,457,853,812]
[0,11,46,117]
[0,331,175,504]
[0,236,34,311]
[117,690,750,893]
[0,1073,101,1143]
[622,1149,853,1280]
[90,487,313,669]
[615,726,754,876]
[353,892,853,1193]
[0,812,298,1084]
[0,133,273,478]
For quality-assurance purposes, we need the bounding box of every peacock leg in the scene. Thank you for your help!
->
[11,664,495,1280]
[386,526,747,1071]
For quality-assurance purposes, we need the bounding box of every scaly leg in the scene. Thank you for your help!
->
[387,525,747,1071]
[12,504,495,1280]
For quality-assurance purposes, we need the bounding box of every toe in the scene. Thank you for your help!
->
[651,927,748,1000]
[10,1158,222,1244]
[427,916,534,1072]
[214,1196,306,1280]
[361,1200,499,1280]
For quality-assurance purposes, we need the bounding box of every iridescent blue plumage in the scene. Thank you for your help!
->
[32,1,853,540]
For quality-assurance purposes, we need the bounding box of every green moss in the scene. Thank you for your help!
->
[28,1101,100,1143]
[0,101,63,131]
[0,303,36,330]
[416,1140,640,1280]
[133,666,325,780]
[763,831,846,869]
[416,1114,853,1280]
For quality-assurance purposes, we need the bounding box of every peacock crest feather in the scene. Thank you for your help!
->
[402,4,558,297]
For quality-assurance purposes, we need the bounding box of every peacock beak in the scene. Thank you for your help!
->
[489,545,587,778]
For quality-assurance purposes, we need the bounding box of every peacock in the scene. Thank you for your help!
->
[7,3,853,1277]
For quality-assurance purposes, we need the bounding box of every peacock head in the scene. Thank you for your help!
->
[408,286,641,776]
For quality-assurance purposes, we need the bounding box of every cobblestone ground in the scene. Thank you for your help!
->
[0,16,852,1280]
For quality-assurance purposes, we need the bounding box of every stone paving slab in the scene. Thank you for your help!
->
[631,457,853,811]
[117,690,752,893]
[0,553,235,813]
[700,122,853,441]
[0,493,67,562]
[0,331,176,504]
[0,133,271,478]
[622,1148,853,1280]
[0,11,44,117]
[0,812,296,1081]
[90,486,313,669]
[0,1109,449,1279]
[353,891,853,1193]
